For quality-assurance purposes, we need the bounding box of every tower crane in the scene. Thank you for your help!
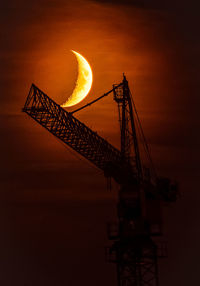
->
[22,74,177,286]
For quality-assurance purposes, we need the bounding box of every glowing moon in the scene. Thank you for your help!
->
[61,50,93,107]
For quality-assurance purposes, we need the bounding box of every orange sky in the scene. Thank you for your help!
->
[1,0,199,197]
[1,1,200,285]
[1,0,199,203]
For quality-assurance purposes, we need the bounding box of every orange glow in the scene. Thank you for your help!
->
[61,50,93,107]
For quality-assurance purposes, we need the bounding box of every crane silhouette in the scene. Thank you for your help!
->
[22,74,177,286]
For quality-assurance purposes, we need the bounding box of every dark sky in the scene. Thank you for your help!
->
[1,0,200,285]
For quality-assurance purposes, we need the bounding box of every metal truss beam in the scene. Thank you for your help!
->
[22,84,135,184]
[107,238,159,286]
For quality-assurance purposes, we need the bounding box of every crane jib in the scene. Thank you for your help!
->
[22,84,136,185]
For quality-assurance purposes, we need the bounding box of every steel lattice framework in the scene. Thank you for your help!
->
[22,78,177,286]
[22,84,136,185]
[106,237,159,286]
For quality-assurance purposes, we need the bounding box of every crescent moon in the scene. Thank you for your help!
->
[61,50,93,107]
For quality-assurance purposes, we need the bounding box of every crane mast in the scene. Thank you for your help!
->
[108,76,159,286]
[22,75,177,286]
[113,75,143,182]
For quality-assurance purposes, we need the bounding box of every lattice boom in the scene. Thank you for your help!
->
[22,84,134,184]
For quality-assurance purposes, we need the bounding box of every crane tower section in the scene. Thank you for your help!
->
[113,75,143,183]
